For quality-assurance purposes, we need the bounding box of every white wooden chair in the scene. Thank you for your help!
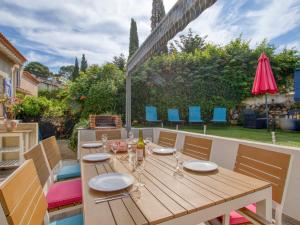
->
[158,131,177,148]
[0,160,83,225]
[232,144,292,225]
[182,135,212,160]
[24,144,82,216]
[41,136,80,182]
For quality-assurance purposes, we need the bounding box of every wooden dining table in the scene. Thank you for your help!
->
[80,141,272,225]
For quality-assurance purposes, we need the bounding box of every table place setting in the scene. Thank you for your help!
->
[82,152,111,162]
[152,147,176,155]
[81,142,103,148]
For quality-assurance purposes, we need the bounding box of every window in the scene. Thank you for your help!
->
[16,68,21,87]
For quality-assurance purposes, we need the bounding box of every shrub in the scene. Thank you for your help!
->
[15,95,67,120]
[69,119,89,151]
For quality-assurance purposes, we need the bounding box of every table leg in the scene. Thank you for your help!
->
[256,186,272,224]
[222,213,230,225]
[25,133,29,151]
[19,134,24,162]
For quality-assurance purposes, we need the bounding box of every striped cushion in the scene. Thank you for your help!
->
[47,178,82,209]
[49,214,83,225]
[56,164,81,181]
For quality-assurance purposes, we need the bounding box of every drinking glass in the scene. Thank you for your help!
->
[102,134,108,152]
[135,159,145,188]
[173,148,183,178]
[111,143,118,160]
[128,131,134,142]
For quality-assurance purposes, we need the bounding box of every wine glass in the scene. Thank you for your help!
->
[111,143,118,160]
[145,137,153,155]
[102,134,108,152]
[173,148,183,178]
[128,131,134,142]
[131,158,145,199]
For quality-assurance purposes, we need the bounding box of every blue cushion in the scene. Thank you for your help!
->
[211,107,227,122]
[168,108,181,122]
[57,164,81,181]
[50,214,83,225]
[146,106,160,122]
[189,106,203,123]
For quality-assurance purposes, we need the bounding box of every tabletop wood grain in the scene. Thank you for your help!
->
[80,141,271,225]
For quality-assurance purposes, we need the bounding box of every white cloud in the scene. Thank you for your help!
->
[246,0,300,45]
[0,0,299,71]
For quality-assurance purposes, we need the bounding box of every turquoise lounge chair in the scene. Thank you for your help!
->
[211,107,227,123]
[146,106,161,123]
[188,106,203,123]
[168,108,184,124]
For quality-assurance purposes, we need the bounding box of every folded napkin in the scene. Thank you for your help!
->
[108,141,128,152]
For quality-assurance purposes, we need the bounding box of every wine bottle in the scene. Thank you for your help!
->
[136,129,145,161]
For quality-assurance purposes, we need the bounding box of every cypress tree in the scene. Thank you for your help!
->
[80,54,88,72]
[151,0,168,54]
[128,18,139,59]
[71,57,80,81]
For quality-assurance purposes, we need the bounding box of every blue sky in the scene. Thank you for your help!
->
[1,0,300,72]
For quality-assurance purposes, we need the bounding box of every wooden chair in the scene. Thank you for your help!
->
[24,144,82,214]
[182,135,212,160]
[232,144,292,225]
[23,144,51,188]
[0,160,83,225]
[95,129,122,141]
[41,136,80,181]
[158,131,177,148]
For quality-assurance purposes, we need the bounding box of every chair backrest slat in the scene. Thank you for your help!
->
[234,144,291,204]
[95,129,122,141]
[183,136,212,161]
[158,131,177,148]
[24,144,50,187]
[41,136,62,169]
[0,160,47,225]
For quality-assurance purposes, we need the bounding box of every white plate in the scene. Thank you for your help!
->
[82,143,103,148]
[83,153,111,162]
[183,160,218,172]
[152,147,176,155]
[88,173,134,192]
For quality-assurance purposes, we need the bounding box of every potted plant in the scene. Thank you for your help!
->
[0,95,21,132]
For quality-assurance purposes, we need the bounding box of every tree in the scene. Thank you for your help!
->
[71,57,80,81]
[80,54,88,72]
[113,54,126,70]
[174,29,207,54]
[59,65,75,79]
[151,0,168,53]
[128,18,139,59]
[24,62,52,79]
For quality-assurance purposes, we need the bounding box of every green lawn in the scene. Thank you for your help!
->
[164,125,300,148]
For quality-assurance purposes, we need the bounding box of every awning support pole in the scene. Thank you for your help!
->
[126,71,131,136]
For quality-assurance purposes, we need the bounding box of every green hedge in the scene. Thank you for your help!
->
[131,39,299,121]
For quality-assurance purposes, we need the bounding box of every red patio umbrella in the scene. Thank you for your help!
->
[252,52,278,128]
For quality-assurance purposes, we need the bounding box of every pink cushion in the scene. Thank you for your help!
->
[47,178,82,209]
[230,204,256,224]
